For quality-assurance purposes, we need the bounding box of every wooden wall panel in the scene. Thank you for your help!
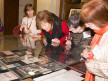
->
[63,3,83,20]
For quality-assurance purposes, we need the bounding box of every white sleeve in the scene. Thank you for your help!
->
[21,17,27,31]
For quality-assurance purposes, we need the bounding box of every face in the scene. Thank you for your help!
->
[40,21,51,32]
[27,9,34,18]
[85,23,100,31]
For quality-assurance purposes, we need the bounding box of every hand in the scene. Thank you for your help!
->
[21,24,26,29]
[65,45,71,51]
[52,38,60,44]
[24,29,31,34]
[77,26,84,33]
[81,48,90,59]
[39,55,50,65]
[20,38,25,42]
[32,34,42,38]
[69,27,77,33]
[32,37,42,41]
[51,42,60,47]
[24,34,32,38]
[65,40,72,45]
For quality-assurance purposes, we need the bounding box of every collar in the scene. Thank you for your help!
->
[94,24,108,35]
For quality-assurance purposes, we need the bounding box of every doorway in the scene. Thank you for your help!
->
[4,0,19,35]
[4,0,34,35]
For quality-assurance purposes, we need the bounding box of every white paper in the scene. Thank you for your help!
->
[34,69,84,81]
[83,31,91,38]
[0,72,18,81]
[22,57,41,64]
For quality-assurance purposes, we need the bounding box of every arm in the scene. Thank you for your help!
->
[86,60,108,78]
[60,21,69,43]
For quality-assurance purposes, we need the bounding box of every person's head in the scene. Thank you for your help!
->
[36,10,54,32]
[68,11,84,33]
[24,3,35,17]
[80,0,108,31]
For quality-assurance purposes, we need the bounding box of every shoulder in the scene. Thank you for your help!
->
[61,21,68,26]
[62,21,67,24]
[22,17,27,20]
[32,16,36,22]
[33,16,36,20]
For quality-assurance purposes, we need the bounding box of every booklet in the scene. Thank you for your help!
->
[2,50,15,55]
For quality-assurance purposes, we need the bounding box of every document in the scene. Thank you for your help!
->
[34,69,84,81]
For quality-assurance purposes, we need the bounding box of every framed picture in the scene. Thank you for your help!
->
[69,9,81,17]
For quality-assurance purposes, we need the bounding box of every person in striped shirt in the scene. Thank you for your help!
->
[80,0,108,81]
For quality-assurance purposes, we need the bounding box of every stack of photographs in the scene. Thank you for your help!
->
[38,55,67,72]
[15,63,50,78]
[1,55,21,64]
[0,71,19,81]
[21,57,41,64]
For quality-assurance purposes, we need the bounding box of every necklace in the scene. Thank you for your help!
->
[27,18,33,30]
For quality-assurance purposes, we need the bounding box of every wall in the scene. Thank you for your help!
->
[37,0,60,16]
[0,0,4,25]
[81,0,88,2]
[19,0,33,25]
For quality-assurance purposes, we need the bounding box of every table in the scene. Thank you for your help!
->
[0,35,86,81]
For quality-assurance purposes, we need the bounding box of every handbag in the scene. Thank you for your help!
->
[13,25,25,37]
[0,19,4,32]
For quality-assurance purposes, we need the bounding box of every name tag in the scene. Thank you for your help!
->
[92,45,101,60]
[83,31,91,38]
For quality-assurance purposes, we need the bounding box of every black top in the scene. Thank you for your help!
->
[43,13,65,43]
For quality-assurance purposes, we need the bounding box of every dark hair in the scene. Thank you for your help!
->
[80,0,108,28]
[68,11,84,29]
[24,3,36,16]
[36,10,54,27]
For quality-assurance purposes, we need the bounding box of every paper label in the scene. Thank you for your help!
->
[83,31,91,38]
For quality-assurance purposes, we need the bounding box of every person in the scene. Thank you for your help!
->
[66,11,92,55]
[0,18,4,32]
[33,10,69,44]
[20,3,40,35]
[80,0,108,81]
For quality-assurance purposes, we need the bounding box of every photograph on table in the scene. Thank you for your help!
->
[15,63,49,77]
[2,50,15,55]
[1,55,21,64]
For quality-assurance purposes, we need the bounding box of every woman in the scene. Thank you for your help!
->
[81,0,108,81]
[20,3,40,35]
[66,11,91,47]
[65,12,91,62]
[33,10,69,44]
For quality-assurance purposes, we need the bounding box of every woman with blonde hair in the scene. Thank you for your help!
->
[81,0,108,81]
